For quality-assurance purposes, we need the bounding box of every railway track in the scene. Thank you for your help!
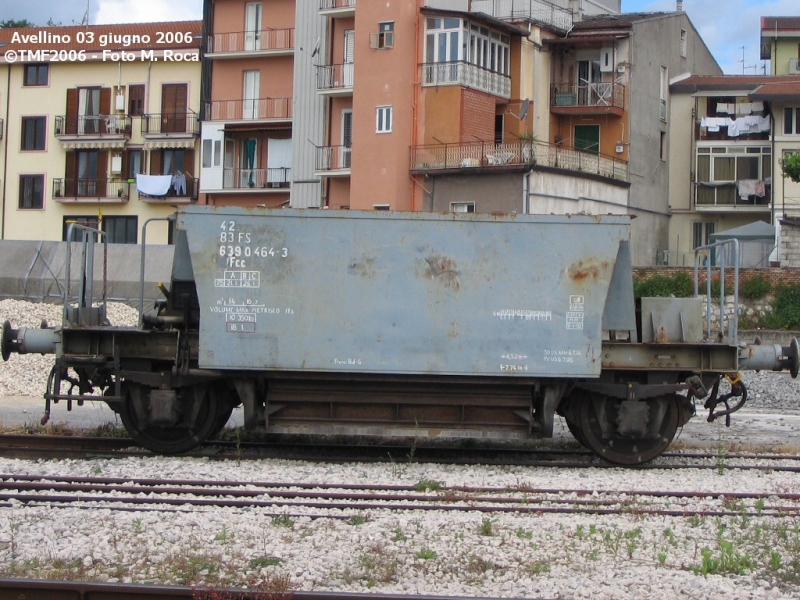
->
[1,472,799,520]
[2,432,800,472]
[0,579,541,600]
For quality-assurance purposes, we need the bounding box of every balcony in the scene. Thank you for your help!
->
[470,0,572,33]
[206,28,294,58]
[421,62,511,100]
[319,0,355,17]
[205,98,293,122]
[141,111,200,137]
[138,174,199,203]
[315,145,351,176]
[410,140,628,182]
[54,115,132,148]
[695,182,771,212]
[52,178,130,203]
[550,83,625,116]
[316,64,354,95]
[222,168,292,190]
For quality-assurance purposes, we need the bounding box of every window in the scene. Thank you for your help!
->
[24,64,48,86]
[371,22,394,49]
[21,117,46,150]
[128,85,145,116]
[127,149,144,178]
[660,66,668,122]
[104,216,138,244]
[63,216,99,242]
[660,131,667,161]
[19,175,44,209]
[574,125,600,154]
[680,29,687,57]
[373,204,390,210]
[376,106,392,133]
[451,202,475,213]
[785,108,800,135]
[695,145,772,206]
[692,221,715,249]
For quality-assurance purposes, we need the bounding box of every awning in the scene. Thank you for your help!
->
[143,138,198,149]
[59,140,127,150]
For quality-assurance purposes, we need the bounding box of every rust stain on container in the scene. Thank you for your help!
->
[421,255,461,291]
[567,259,607,283]
[348,257,377,278]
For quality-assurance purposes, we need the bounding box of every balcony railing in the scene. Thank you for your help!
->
[54,115,132,137]
[696,182,771,210]
[421,62,511,99]
[320,0,356,10]
[410,140,628,182]
[222,168,291,189]
[138,174,198,201]
[141,111,199,136]
[550,83,625,112]
[470,0,572,32]
[205,98,293,121]
[315,145,352,172]
[52,178,130,202]
[316,64,354,92]
[207,28,294,54]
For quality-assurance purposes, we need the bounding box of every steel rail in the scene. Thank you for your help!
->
[0,579,545,600]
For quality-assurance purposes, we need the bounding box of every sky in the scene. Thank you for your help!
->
[621,0,800,74]
[1,0,799,75]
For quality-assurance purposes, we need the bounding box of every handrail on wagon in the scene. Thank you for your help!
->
[693,239,740,344]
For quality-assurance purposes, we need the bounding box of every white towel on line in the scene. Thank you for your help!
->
[136,174,172,196]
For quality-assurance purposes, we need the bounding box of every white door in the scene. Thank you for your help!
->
[245,2,262,51]
[242,70,260,119]
[343,30,354,87]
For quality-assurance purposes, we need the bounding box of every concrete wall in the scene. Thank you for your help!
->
[628,13,721,266]
[424,171,524,213]
[0,240,174,305]
[527,168,629,216]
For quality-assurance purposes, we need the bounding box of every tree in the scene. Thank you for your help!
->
[0,19,36,28]
[782,152,800,183]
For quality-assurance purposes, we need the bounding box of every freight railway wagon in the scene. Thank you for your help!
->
[2,206,798,464]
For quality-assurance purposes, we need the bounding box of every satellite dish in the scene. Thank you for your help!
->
[519,99,530,120]
[311,36,321,58]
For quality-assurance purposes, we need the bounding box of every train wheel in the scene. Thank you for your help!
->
[577,394,681,465]
[119,383,222,454]
[564,417,589,449]
[210,386,236,438]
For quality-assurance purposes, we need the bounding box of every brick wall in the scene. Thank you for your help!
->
[633,266,800,287]
[460,89,496,143]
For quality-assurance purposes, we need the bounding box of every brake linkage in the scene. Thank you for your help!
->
[704,373,747,427]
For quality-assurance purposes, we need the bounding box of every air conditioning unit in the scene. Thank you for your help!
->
[790,58,800,74]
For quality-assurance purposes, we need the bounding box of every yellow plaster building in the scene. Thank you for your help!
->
[0,21,203,244]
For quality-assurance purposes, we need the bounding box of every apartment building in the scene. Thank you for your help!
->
[200,1,725,265]
[761,16,800,76]
[0,21,203,244]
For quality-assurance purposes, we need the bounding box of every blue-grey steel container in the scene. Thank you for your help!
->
[178,206,631,378]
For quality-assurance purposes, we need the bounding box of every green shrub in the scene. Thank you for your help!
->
[633,272,693,298]
[765,284,800,329]
[739,274,771,300]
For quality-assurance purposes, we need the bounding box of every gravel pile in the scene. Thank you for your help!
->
[0,299,138,397]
